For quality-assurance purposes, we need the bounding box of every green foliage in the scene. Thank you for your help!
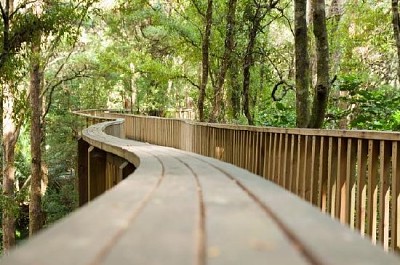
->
[327,74,400,130]
[349,86,400,130]
[42,178,78,225]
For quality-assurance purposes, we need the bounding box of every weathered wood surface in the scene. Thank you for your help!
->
[97,111,400,251]
[1,115,400,265]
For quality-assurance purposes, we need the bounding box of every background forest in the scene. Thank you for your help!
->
[1,0,400,253]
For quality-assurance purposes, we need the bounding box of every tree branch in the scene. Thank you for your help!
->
[0,3,6,22]
[171,75,200,90]
[271,80,294,101]
[42,72,91,120]
[190,0,205,17]
[9,0,36,19]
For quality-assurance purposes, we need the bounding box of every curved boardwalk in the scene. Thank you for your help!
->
[1,116,399,265]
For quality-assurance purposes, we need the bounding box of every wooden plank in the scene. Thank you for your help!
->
[303,135,312,201]
[277,133,283,185]
[310,136,320,206]
[356,139,368,235]
[335,138,347,222]
[101,153,199,265]
[327,137,338,217]
[378,141,391,250]
[0,142,163,265]
[255,132,261,175]
[296,135,304,197]
[367,140,379,243]
[289,134,297,193]
[282,134,289,190]
[268,133,273,180]
[345,139,357,228]
[318,137,329,211]
[78,139,90,206]
[88,146,107,201]
[391,141,400,251]
[199,155,400,265]
[174,152,309,265]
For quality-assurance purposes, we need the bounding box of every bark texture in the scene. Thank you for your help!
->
[228,60,241,120]
[1,0,18,253]
[309,0,330,128]
[198,0,213,122]
[294,0,310,127]
[29,33,43,235]
[392,0,400,82]
[2,84,20,252]
[242,4,264,125]
[210,0,237,122]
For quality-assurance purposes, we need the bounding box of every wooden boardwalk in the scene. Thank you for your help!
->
[1,115,400,264]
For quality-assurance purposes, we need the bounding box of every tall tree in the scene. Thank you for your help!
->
[294,0,330,128]
[198,0,213,122]
[1,0,19,252]
[294,0,310,127]
[2,82,20,251]
[29,28,43,235]
[242,1,262,125]
[392,0,400,83]
[308,0,330,128]
[209,0,237,122]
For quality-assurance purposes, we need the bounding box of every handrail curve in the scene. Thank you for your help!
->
[1,109,400,265]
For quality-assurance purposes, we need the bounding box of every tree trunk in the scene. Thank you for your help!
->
[29,32,43,235]
[294,0,310,127]
[210,0,237,122]
[198,0,213,122]
[242,5,264,126]
[2,83,20,252]
[1,0,18,253]
[228,61,241,120]
[309,0,330,128]
[392,0,400,83]
[328,0,347,128]
[328,0,344,74]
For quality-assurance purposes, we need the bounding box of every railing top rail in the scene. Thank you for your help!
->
[98,111,400,141]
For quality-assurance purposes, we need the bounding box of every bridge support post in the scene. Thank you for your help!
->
[88,146,106,201]
[78,139,90,206]
[119,161,136,181]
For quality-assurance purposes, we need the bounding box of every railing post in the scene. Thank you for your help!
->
[88,146,106,201]
[78,139,90,206]
[119,161,136,181]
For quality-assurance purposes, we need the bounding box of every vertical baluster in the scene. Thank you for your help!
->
[283,134,290,190]
[356,139,368,236]
[289,134,297,193]
[318,137,328,211]
[303,135,312,201]
[310,136,320,205]
[277,133,283,185]
[391,141,400,251]
[296,135,305,198]
[270,132,275,180]
[255,131,260,174]
[367,140,379,243]
[345,139,357,228]
[327,137,338,217]
[265,131,269,178]
[336,138,348,222]
[379,141,391,250]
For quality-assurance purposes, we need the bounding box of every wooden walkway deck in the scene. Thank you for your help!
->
[1,114,400,264]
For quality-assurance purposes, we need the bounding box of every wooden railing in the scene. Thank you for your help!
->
[72,110,135,205]
[91,111,400,252]
[2,109,400,265]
